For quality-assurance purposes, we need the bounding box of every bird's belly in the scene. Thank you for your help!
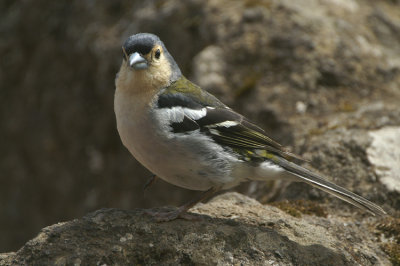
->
[116,115,236,191]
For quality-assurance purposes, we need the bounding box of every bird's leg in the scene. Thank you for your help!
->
[145,187,218,222]
[143,174,158,192]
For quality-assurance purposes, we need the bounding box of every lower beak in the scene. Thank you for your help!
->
[129,52,148,70]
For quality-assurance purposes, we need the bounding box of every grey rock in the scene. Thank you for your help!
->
[0,193,390,265]
[193,46,231,102]
[367,126,400,193]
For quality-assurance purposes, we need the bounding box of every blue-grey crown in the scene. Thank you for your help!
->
[123,33,160,56]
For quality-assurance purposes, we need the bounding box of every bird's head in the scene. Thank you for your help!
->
[117,33,181,94]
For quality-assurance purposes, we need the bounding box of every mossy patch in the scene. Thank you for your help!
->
[244,0,271,8]
[375,217,400,265]
[270,199,327,218]
[376,217,400,243]
[381,243,400,266]
[337,101,356,112]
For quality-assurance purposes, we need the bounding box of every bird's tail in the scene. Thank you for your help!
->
[274,158,386,216]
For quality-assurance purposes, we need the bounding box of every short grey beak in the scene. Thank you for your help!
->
[129,52,148,70]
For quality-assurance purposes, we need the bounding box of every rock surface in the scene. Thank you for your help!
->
[367,126,400,193]
[1,0,399,259]
[0,193,392,265]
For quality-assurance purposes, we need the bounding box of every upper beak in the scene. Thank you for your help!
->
[128,52,148,70]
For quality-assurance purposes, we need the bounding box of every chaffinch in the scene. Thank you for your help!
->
[114,33,385,221]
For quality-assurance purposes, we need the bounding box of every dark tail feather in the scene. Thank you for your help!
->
[276,158,386,216]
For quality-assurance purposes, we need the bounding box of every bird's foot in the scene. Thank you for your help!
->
[144,208,201,222]
[143,174,158,192]
[144,188,218,222]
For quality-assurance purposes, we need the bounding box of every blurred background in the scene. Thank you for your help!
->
[1,0,399,252]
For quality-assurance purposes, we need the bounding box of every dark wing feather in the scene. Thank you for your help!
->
[197,108,304,162]
[197,108,282,149]
[171,116,199,133]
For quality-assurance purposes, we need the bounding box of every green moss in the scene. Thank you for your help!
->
[244,0,271,8]
[270,199,327,218]
[308,124,340,136]
[337,101,356,112]
[376,217,400,265]
[376,217,400,243]
[381,243,400,266]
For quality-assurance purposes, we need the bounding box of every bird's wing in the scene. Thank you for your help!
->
[157,77,304,162]
[157,77,386,216]
[195,107,305,162]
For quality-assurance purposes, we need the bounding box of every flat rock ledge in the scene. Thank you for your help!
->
[0,193,390,265]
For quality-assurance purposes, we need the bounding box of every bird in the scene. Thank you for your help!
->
[114,33,386,221]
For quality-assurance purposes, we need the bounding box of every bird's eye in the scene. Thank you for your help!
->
[155,49,161,59]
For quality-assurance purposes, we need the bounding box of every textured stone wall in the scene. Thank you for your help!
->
[1,0,399,255]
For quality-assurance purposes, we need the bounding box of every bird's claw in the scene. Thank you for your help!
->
[143,174,158,192]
